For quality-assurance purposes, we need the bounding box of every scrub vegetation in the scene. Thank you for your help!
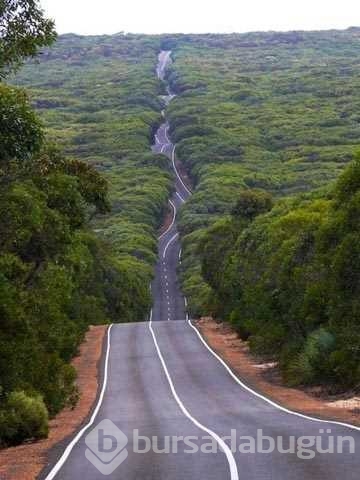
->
[0,3,171,447]
[163,31,360,391]
[3,8,360,447]
[14,33,173,321]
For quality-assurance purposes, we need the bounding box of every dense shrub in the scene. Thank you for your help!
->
[200,158,360,390]
[0,391,49,447]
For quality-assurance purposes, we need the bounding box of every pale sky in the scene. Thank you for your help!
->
[40,0,360,35]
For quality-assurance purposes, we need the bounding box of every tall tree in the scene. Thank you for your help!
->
[0,0,56,76]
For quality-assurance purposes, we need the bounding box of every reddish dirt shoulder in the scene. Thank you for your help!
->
[0,325,107,480]
[196,318,360,427]
[158,201,174,236]
[175,158,193,193]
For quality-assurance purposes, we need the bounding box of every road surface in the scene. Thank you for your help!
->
[43,51,360,480]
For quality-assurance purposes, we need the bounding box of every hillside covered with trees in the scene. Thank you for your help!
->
[14,33,173,321]
[162,31,360,391]
[0,3,170,447]
[3,13,360,448]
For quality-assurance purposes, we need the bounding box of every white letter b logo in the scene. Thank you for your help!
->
[85,419,128,475]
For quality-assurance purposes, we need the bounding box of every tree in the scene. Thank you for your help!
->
[335,154,360,204]
[0,83,43,166]
[231,189,273,221]
[0,0,56,76]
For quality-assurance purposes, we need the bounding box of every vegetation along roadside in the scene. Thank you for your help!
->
[164,32,360,392]
[0,2,172,448]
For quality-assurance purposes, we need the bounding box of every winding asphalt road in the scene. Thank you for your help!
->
[43,51,360,480]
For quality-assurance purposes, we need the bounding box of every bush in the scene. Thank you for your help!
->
[0,391,49,447]
[283,329,335,386]
[231,189,273,221]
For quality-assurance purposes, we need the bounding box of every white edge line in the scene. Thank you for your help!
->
[164,125,170,143]
[172,145,192,196]
[163,233,179,259]
[184,297,188,307]
[176,191,185,204]
[178,248,182,260]
[149,315,238,480]
[187,319,360,433]
[158,200,176,240]
[45,325,113,480]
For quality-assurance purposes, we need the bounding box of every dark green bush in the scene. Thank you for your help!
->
[0,391,49,447]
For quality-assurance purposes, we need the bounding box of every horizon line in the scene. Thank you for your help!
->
[54,25,360,38]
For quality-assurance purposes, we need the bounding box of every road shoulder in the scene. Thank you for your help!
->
[196,318,360,427]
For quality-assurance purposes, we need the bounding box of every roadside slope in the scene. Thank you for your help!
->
[0,326,107,480]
